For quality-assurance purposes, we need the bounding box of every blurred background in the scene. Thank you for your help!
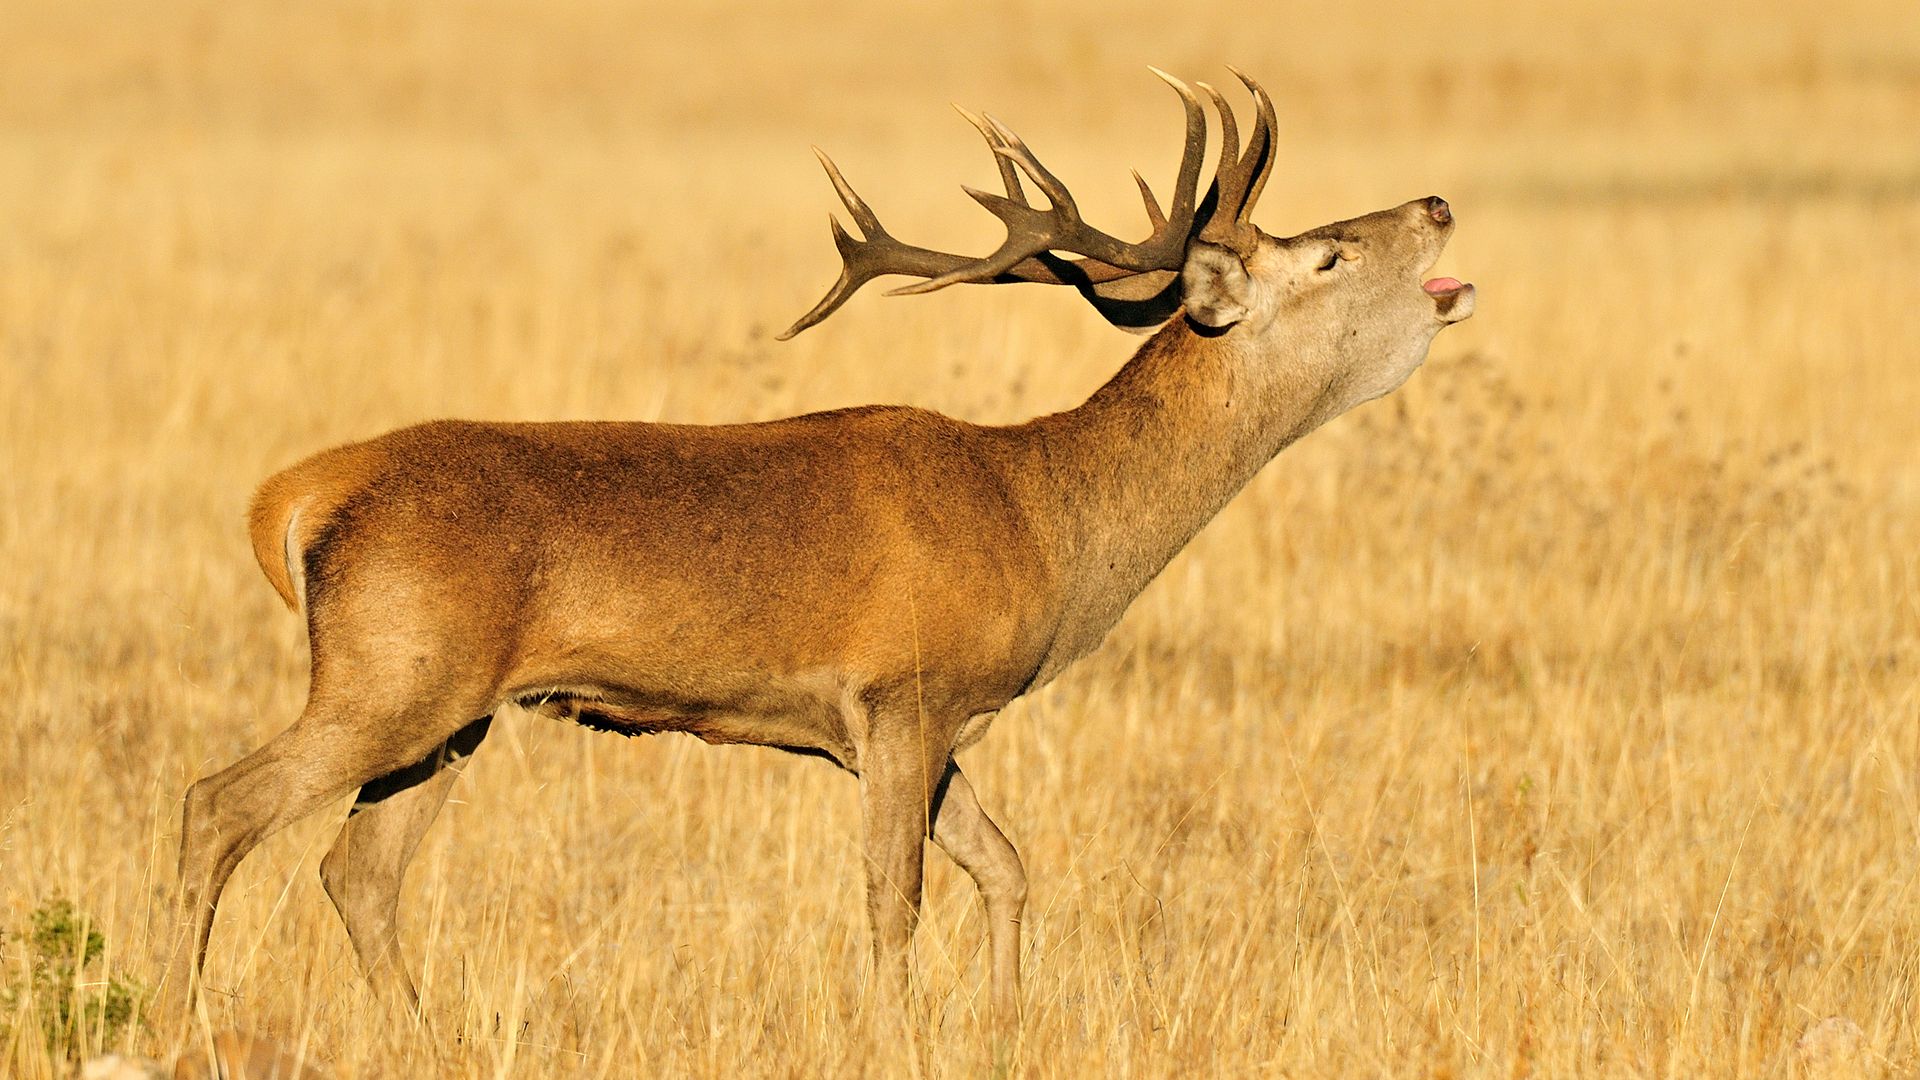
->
[1,1,1916,1076]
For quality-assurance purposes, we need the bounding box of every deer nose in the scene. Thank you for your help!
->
[1427,196,1452,225]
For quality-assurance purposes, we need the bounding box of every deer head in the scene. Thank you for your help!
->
[781,67,1474,411]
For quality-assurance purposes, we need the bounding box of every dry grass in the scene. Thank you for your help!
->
[3,0,1919,1075]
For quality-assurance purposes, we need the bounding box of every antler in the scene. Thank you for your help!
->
[780,68,1275,339]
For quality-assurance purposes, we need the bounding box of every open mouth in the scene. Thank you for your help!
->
[1421,275,1475,322]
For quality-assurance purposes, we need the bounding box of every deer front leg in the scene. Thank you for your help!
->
[857,713,944,1031]
[930,762,1026,1037]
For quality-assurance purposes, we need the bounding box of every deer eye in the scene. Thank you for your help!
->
[1316,250,1341,272]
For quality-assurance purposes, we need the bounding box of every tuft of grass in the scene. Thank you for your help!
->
[1,900,146,1063]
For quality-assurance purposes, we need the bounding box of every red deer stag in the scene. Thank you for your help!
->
[163,68,1473,1035]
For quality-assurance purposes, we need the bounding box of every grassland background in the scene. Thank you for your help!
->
[2,0,1918,1076]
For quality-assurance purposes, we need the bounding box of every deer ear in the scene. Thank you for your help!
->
[1180,244,1254,328]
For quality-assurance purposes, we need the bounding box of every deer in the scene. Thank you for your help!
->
[160,68,1473,1040]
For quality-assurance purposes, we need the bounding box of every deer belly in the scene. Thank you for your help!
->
[519,692,685,736]
[512,683,856,767]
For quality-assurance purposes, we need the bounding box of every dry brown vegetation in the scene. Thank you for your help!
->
[3,0,1918,1075]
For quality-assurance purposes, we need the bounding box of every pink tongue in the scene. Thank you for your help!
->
[1423,277,1464,295]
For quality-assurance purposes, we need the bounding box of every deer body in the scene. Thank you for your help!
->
[255,409,1058,762]
[165,70,1473,1039]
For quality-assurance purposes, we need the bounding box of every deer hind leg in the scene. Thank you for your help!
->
[163,687,494,1024]
[320,714,492,1012]
[929,761,1026,1038]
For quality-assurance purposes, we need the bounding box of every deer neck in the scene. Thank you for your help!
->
[1018,319,1348,679]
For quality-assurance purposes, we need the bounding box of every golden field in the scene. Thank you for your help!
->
[2,0,1918,1075]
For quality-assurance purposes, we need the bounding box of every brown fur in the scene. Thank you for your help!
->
[165,164,1472,1039]
[247,441,391,611]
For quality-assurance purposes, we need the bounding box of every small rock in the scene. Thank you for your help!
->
[1795,1016,1867,1078]
[171,1031,330,1080]
[77,1055,168,1080]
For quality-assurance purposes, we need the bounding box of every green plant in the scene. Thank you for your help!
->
[2,898,145,1061]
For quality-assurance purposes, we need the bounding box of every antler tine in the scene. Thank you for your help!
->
[1198,82,1240,190]
[1226,66,1278,226]
[811,147,886,241]
[1147,66,1207,227]
[954,104,1027,205]
[775,216,868,340]
[985,116,1086,223]
[1196,82,1242,246]
[1197,72,1276,248]
[777,152,885,338]
[1132,169,1166,229]
[778,150,990,339]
